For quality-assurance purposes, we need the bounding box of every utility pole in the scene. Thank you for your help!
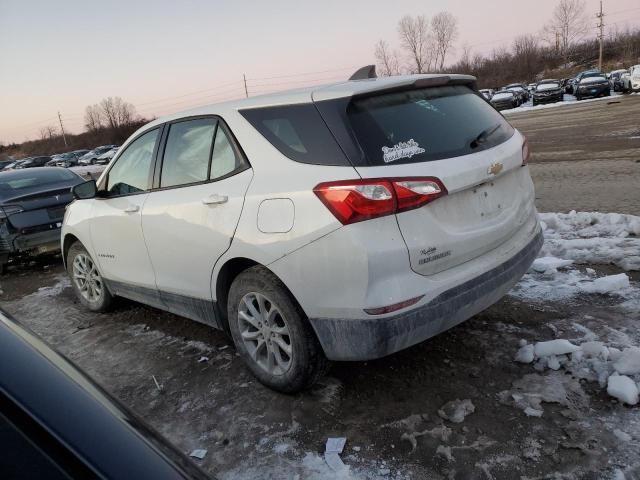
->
[243,74,248,98]
[57,111,68,148]
[555,31,560,54]
[596,0,605,71]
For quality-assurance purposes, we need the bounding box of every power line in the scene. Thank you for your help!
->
[245,65,357,81]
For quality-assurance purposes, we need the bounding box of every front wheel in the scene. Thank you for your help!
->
[67,242,113,312]
[227,266,328,393]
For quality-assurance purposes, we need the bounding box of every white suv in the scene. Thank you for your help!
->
[63,72,542,392]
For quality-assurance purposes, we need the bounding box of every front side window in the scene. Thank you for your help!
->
[107,128,159,196]
[161,118,216,188]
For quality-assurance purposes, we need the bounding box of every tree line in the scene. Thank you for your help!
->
[374,0,640,87]
[1,96,149,160]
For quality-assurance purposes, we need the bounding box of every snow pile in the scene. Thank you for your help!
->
[513,338,640,407]
[538,211,640,271]
[511,268,634,302]
[501,93,620,115]
[510,211,640,303]
[607,375,639,405]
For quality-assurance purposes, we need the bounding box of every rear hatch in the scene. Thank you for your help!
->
[333,83,534,276]
[0,171,79,233]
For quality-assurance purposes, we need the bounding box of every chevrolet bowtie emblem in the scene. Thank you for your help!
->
[488,162,503,175]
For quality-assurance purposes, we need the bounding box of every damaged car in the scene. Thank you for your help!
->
[63,71,542,393]
[0,167,84,272]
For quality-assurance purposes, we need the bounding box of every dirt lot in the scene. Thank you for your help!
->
[1,95,640,479]
[508,95,640,216]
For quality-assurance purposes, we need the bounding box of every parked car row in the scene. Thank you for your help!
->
[2,145,120,172]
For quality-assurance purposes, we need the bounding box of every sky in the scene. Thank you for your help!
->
[1,0,639,144]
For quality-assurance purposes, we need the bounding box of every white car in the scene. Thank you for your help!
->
[96,146,119,164]
[62,72,542,392]
[622,65,640,92]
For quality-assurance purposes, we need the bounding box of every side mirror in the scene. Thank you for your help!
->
[72,180,97,200]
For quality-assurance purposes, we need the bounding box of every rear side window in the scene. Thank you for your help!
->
[347,86,514,165]
[240,104,349,166]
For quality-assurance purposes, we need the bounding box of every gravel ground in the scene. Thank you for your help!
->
[1,95,639,480]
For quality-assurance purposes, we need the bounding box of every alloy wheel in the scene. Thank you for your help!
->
[237,292,293,376]
[72,253,103,302]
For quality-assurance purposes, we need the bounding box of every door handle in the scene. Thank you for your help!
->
[123,205,140,213]
[202,194,228,206]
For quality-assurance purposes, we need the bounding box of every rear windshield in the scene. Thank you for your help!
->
[347,85,514,166]
[0,169,77,198]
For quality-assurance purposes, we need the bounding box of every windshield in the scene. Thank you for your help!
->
[492,92,513,100]
[537,82,560,91]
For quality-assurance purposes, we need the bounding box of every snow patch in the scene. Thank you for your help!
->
[437,399,475,423]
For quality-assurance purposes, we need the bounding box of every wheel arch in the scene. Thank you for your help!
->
[213,256,304,335]
[62,233,80,269]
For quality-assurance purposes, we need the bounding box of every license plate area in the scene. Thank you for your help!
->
[47,207,65,219]
[474,182,503,220]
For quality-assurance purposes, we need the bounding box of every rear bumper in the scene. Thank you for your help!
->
[309,228,543,361]
[0,228,62,256]
[577,86,609,98]
[533,95,562,104]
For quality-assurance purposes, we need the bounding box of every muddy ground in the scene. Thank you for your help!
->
[1,95,640,479]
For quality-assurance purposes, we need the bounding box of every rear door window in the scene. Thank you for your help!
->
[160,118,216,188]
[347,85,514,166]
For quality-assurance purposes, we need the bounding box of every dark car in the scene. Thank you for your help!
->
[490,90,518,110]
[56,150,90,168]
[506,83,530,102]
[575,72,610,100]
[14,156,52,169]
[532,79,563,106]
[565,78,576,94]
[0,168,84,272]
[0,308,211,480]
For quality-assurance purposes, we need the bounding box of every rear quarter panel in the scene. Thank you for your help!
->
[210,109,357,301]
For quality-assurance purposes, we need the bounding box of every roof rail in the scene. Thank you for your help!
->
[349,65,377,81]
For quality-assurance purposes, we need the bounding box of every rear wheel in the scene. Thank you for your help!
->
[67,242,113,312]
[227,266,328,393]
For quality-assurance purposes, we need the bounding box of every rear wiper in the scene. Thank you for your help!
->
[470,124,501,149]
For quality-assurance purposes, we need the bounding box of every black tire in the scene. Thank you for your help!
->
[66,242,113,312]
[227,266,329,393]
[90,158,96,165]
[532,100,537,107]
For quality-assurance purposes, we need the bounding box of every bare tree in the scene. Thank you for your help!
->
[543,0,589,56]
[513,34,540,80]
[397,15,433,73]
[431,12,459,70]
[99,97,137,130]
[39,126,58,141]
[374,40,401,76]
[84,104,104,132]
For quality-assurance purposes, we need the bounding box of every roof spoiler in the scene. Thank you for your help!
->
[351,74,478,100]
[349,65,377,80]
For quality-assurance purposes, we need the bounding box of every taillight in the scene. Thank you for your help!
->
[522,137,531,165]
[314,177,447,225]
